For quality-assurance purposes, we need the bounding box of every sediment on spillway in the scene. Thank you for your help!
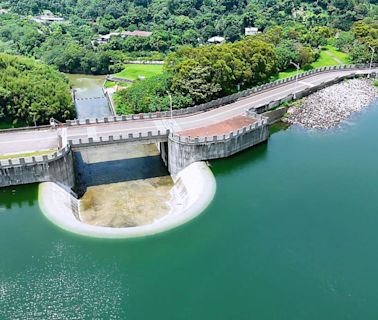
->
[38,162,216,239]
[285,79,378,129]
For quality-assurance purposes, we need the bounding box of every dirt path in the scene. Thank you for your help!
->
[325,51,343,64]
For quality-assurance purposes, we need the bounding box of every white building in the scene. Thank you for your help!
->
[245,27,258,36]
[33,14,65,24]
[95,30,152,45]
[207,36,225,44]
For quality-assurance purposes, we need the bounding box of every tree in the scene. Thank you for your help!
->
[0,53,75,126]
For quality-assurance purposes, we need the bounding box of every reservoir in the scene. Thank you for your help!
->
[1,100,378,319]
[67,74,113,119]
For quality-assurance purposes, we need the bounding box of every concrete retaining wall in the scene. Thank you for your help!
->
[0,146,75,188]
[264,107,289,124]
[167,117,269,174]
[124,60,164,65]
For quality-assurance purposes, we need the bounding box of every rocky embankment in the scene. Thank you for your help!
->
[286,79,378,129]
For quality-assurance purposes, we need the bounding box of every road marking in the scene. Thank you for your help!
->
[299,81,315,87]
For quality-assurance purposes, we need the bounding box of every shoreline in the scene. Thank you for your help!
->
[285,79,378,129]
[38,161,216,239]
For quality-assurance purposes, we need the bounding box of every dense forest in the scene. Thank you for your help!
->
[0,0,376,119]
[116,19,378,114]
[0,53,75,126]
[0,0,376,74]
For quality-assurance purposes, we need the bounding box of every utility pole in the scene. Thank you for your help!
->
[167,92,173,120]
[167,91,174,132]
[290,61,300,99]
[368,45,375,79]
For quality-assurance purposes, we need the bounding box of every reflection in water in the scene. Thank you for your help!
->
[0,185,37,210]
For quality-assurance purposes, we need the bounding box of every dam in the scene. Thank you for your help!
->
[0,64,377,237]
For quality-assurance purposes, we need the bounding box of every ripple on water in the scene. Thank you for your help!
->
[0,241,127,319]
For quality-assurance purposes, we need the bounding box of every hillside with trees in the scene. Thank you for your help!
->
[116,18,377,114]
[0,0,376,74]
[0,0,376,118]
[0,53,75,127]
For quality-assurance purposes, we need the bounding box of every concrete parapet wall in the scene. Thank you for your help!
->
[0,146,75,188]
[167,117,269,174]
[68,130,169,149]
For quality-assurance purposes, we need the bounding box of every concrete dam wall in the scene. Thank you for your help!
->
[0,146,75,188]
[167,117,269,174]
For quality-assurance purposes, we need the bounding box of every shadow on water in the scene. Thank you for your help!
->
[269,121,290,134]
[211,141,269,176]
[210,122,291,176]
[73,152,169,195]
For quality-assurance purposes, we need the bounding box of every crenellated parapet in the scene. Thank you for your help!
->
[68,129,169,148]
[167,114,269,174]
[0,146,75,188]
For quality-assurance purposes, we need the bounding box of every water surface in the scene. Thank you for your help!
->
[1,101,378,319]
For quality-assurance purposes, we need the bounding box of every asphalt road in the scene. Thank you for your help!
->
[0,68,376,155]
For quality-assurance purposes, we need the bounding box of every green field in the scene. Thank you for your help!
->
[114,64,164,81]
[324,45,350,64]
[277,46,350,79]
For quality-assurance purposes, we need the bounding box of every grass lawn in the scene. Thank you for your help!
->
[114,64,163,81]
[311,49,341,68]
[0,149,57,160]
[324,45,350,64]
[277,46,350,79]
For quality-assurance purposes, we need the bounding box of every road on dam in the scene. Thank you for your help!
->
[0,68,376,155]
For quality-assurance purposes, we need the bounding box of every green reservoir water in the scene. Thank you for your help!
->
[1,101,378,319]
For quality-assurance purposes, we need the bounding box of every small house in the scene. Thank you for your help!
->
[245,27,258,36]
[207,36,225,44]
[32,14,65,24]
